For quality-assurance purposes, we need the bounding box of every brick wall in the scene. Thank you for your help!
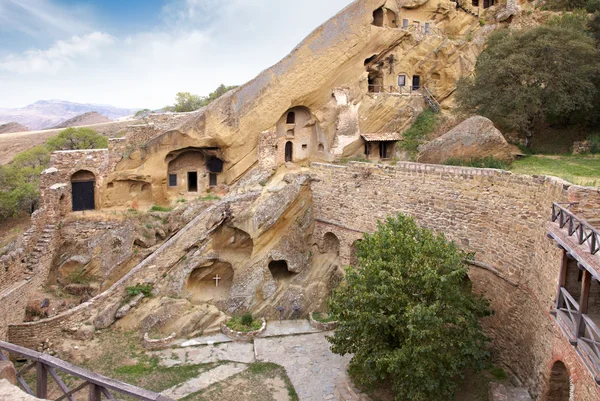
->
[310,161,600,400]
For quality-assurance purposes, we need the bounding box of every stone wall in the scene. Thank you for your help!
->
[309,161,600,400]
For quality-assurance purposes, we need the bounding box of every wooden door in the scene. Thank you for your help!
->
[72,181,95,211]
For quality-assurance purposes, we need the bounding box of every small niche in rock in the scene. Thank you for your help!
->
[186,261,234,304]
[268,260,297,286]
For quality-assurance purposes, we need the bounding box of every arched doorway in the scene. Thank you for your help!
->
[285,141,293,162]
[71,170,96,211]
[547,361,570,401]
[323,232,341,256]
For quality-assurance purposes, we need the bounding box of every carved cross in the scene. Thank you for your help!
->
[213,274,221,287]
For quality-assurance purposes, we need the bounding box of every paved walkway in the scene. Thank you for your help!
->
[153,320,358,401]
[255,332,352,401]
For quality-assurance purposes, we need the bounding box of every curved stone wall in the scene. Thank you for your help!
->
[309,161,600,400]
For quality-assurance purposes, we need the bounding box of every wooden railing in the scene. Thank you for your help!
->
[0,341,174,401]
[552,203,600,256]
[556,287,580,341]
[554,288,600,384]
[422,85,441,113]
[401,24,446,37]
[368,85,414,95]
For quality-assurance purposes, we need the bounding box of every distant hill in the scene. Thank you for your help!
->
[0,122,29,134]
[52,112,111,129]
[0,100,138,130]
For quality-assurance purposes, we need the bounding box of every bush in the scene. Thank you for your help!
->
[46,127,108,151]
[241,312,254,327]
[312,312,336,323]
[327,214,491,401]
[226,314,262,332]
[588,133,600,154]
[444,156,511,169]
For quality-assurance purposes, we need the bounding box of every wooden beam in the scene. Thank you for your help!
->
[48,366,78,401]
[577,269,593,338]
[556,250,568,309]
[36,361,48,399]
[55,382,89,401]
[89,383,102,401]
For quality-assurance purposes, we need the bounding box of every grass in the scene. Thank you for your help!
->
[225,314,262,332]
[510,154,600,187]
[182,362,299,401]
[65,265,93,285]
[149,205,173,212]
[400,110,439,157]
[198,194,221,201]
[312,312,336,323]
[444,157,511,170]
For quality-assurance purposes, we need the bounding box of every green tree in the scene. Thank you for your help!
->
[327,214,490,401]
[172,92,205,112]
[456,26,599,147]
[590,12,600,42]
[46,127,108,151]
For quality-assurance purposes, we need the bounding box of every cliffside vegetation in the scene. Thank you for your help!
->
[456,14,600,149]
[327,214,491,401]
[166,84,238,113]
[0,128,107,219]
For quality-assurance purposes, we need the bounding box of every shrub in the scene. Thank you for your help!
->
[327,214,491,401]
[588,133,600,154]
[46,127,108,151]
[241,312,254,327]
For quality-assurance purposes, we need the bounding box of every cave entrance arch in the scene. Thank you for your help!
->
[285,141,293,162]
[71,170,96,211]
[269,260,296,287]
[546,361,570,401]
[323,232,341,256]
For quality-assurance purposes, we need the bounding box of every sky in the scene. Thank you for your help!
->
[0,0,354,109]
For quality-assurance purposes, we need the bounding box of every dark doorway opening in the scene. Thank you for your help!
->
[187,172,198,192]
[72,181,95,211]
[368,70,384,93]
[268,260,296,284]
[379,142,392,159]
[209,173,218,187]
[412,75,421,91]
[547,361,570,401]
[372,8,384,27]
[71,170,96,212]
[285,141,293,162]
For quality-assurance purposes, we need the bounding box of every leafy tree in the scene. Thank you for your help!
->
[134,108,152,118]
[170,84,238,113]
[172,92,205,112]
[456,26,599,147]
[46,127,108,151]
[327,214,491,401]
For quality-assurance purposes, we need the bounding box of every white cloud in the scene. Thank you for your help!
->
[0,0,354,109]
[0,32,115,74]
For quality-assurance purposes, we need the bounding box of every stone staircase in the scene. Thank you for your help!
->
[25,224,56,273]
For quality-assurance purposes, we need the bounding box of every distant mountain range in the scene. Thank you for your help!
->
[0,100,139,131]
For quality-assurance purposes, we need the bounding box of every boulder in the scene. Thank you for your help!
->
[417,116,512,165]
[0,379,40,401]
[497,0,520,22]
[75,324,95,341]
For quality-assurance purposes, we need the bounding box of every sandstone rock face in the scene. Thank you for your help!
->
[0,379,40,401]
[496,0,520,22]
[0,363,16,385]
[417,116,512,164]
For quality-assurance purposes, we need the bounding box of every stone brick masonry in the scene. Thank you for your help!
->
[310,161,600,400]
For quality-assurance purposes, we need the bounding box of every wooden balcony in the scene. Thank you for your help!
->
[549,203,600,385]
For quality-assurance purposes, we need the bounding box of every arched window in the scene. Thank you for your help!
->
[323,232,341,256]
[286,112,296,124]
[372,8,384,27]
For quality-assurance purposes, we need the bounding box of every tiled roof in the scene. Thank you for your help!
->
[361,133,403,142]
